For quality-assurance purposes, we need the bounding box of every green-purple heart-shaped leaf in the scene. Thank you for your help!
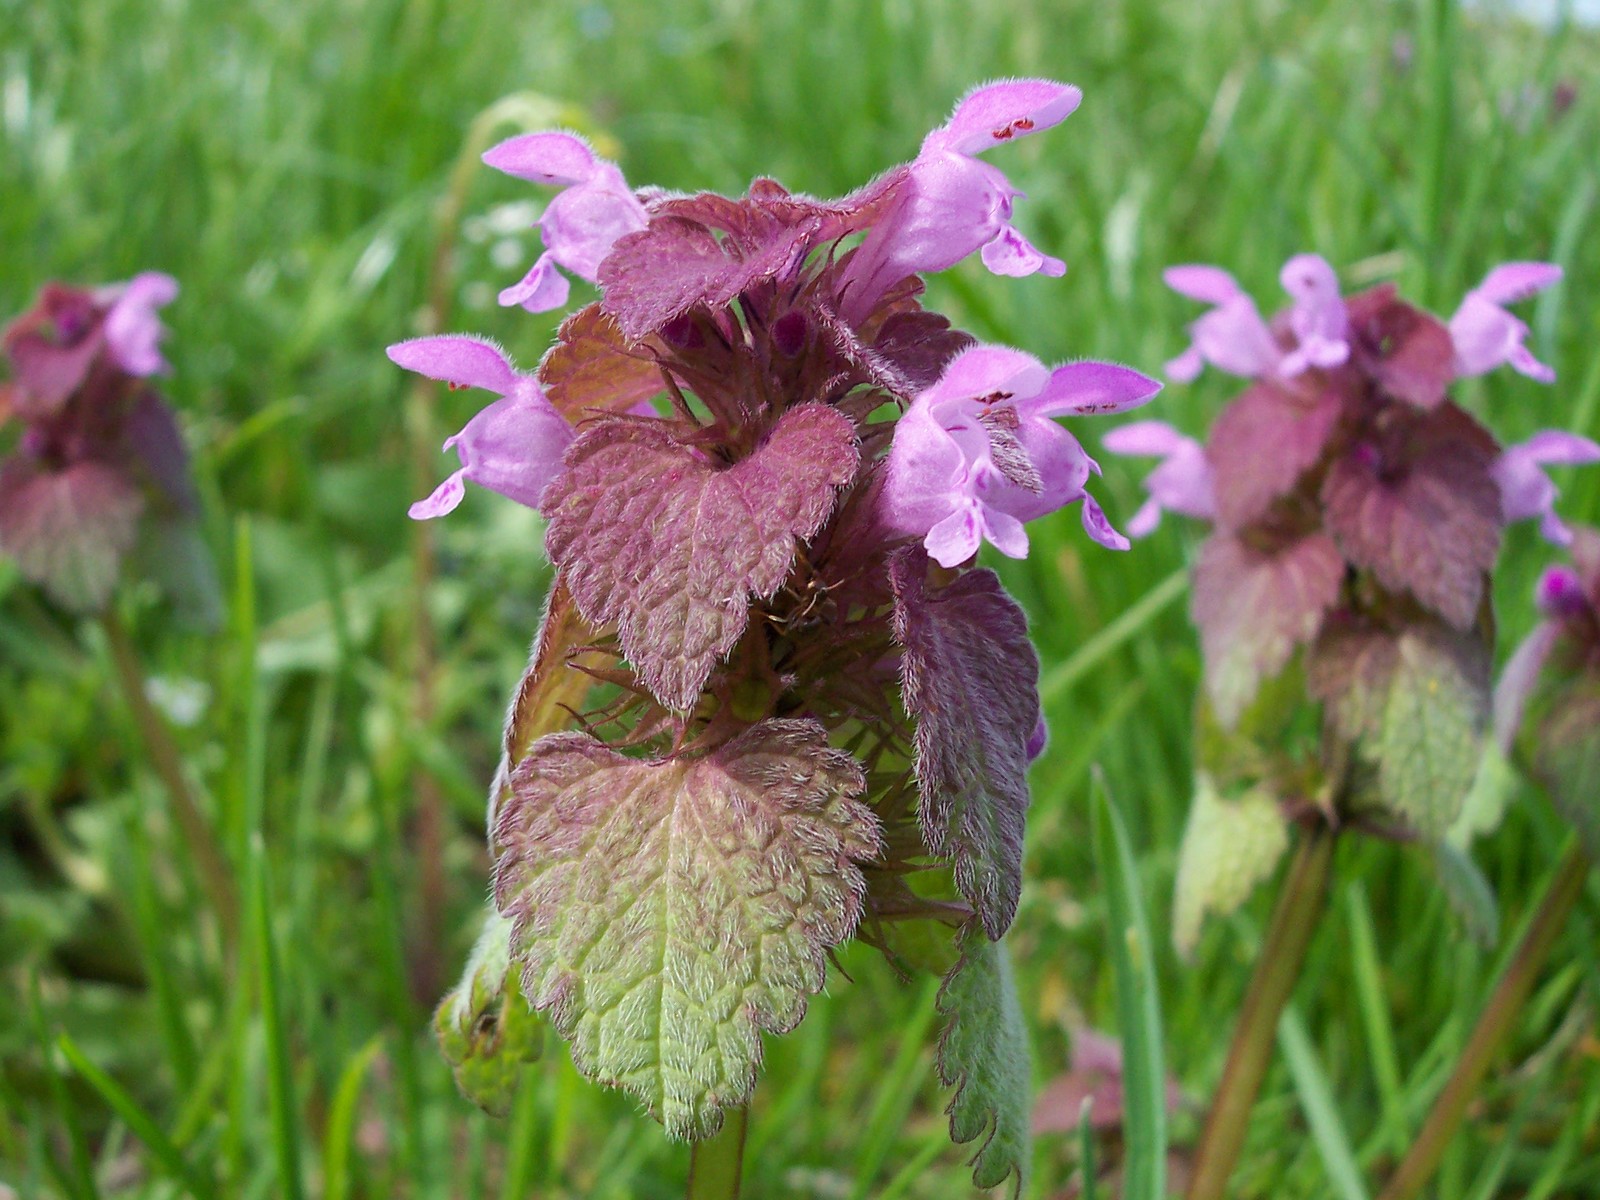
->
[1206,380,1340,531]
[537,302,663,418]
[0,458,143,612]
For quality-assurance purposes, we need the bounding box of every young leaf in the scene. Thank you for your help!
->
[937,927,1031,1196]
[1191,531,1345,728]
[537,303,663,418]
[890,552,1041,939]
[1344,285,1457,410]
[434,908,545,1117]
[1171,774,1290,959]
[493,719,879,1139]
[1206,381,1340,531]
[1321,403,1501,630]
[542,404,858,711]
[0,458,143,611]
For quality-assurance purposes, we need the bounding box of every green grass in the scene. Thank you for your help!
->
[3,0,1600,1195]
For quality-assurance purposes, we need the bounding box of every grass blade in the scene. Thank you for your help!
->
[1278,1005,1370,1200]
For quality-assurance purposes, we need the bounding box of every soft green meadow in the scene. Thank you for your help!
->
[3,0,1598,1196]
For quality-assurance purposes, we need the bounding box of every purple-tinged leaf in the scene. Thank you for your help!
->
[0,458,143,611]
[543,404,858,710]
[1345,285,1457,409]
[493,719,879,1139]
[937,927,1031,1196]
[2,283,105,417]
[890,552,1041,938]
[1321,403,1501,629]
[537,303,663,418]
[1534,683,1600,862]
[1205,380,1341,530]
[1191,531,1345,728]
[1307,619,1401,745]
[871,308,977,393]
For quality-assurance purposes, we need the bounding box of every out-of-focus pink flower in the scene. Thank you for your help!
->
[388,336,574,518]
[1163,254,1349,383]
[1493,429,1600,544]
[482,132,649,313]
[1100,420,1215,536]
[100,272,179,377]
[882,344,1159,566]
[842,80,1079,319]
[1449,262,1562,383]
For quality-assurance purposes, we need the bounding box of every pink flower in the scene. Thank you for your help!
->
[882,344,1160,566]
[388,336,574,519]
[1449,262,1562,383]
[842,80,1079,319]
[100,272,179,377]
[1163,254,1348,382]
[1493,429,1600,544]
[1100,420,1215,536]
[482,132,649,313]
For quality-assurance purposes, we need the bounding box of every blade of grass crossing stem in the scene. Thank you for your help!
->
[322,1036,384,1200]
[29,974,100,1200]
[1039,569,1186,703]
[1079,1096,1101,1200]
[249,833,305,1200]
[127,810,201,1090]
[57,1032,217,1200]
[847,973,942,1200]
[1343,883,1406,1156]
[875,1136,950,1200]
[1277,1006,1371,1200]
[1091,777,1168,1200]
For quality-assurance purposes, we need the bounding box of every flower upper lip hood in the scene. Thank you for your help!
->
[1448,262,1562,383]
[882,344,1161,567]
[100,272,180,377]
[1099,420,1215,537]
[1493,429,1600,546]
[388,335,575,519]
[483,132,650,313]
[841,79,1079,321]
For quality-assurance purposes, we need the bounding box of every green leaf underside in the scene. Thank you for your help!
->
[1431,840,1499,947]
[493,718,879,1139]
[1535,685,1600,862]
[890,553,1041,940]
[937,929,1031,1196]
[0,458,143,611]
[434,908,545,1117]
[1191,531,1345,729]
[541,403,858,711]
[1172,773,1290,958]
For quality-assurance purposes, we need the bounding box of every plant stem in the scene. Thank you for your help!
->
[102,607,239,950]
[1186,824,1336,1200]
[1378,839,1590,1200]
[687,1107,749,1200]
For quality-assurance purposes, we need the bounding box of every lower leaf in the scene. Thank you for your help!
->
[435,908,544,1117]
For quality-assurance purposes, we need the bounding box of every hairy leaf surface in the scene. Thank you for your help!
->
[1171,774,1289,958]
[434,909,544,1117]
[937,929,1031,1196]
[891,552,1041,939]
[494,719,879,1139]
[538,303,663,418]
[1206,381,1340,530]
[1191,531,1345,728]
[0,458,142,611]
[543,404,858,710]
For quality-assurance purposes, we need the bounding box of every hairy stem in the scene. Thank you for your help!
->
[1378,839,1590,1200]
[687,1107,749,1200]
[1186,824,1336,1200]
[102,608,239,950]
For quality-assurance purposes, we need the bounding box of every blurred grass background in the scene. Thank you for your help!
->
[2,0,1598,1195]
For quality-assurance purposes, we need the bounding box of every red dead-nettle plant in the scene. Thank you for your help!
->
[396,80,1162,1194]
[1104,255,1596,1200]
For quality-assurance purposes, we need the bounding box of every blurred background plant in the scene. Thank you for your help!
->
[1,0,1597,1196]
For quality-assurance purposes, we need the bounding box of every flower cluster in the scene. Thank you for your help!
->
[0,275,210,615]
[399,81,1156,1187]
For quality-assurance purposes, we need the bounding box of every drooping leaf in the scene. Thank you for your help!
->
[537,303,664,418]
[1344,285,1457,410]
[1372,628,1490,838]
[1430,840,1499,947]
[434,908,544,1117]
[120,391,200,514]
[1321,402,1501,630]
[1191,531,1345,728]
[493,719,879,1139]
[1171,773,1290,958]
[542,403,858,711]
[1533,682,1600,862]
[0,457,143,611]
[1307,620,1401,746]
[1206,381,1341,530]
[1447,742,1518,848]
[937,927,1031,1196]
[890,551,1041,939]
[132,514,221,630]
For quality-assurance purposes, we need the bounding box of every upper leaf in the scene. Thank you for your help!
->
[543,403,858,711]
[1321,402,1501,629]
[1205,380,1340,530]
[937,927,1032,1197]
[493,719,879,1139]
[1171,774,1290,958]
[434,908,545,1117]
[1190,531,1345,728]
[1345,285,1457,409]
[537,303,664,418]
[891,552,1041,939]
[0,458,143,611]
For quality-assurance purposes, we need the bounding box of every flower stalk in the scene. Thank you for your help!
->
[1186,824,1336,1200]
[687,1106,748,1200]
[1378,838,1590,1200]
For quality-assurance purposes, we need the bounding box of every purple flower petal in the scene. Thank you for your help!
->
[1164,265,1243,305]
[1493,430,1600,544]
[410,394,575,519]
[1278,254,1348,378]
[1030,360,1162,418]
[482,131,603,186]
[925,79,1082,156]
[1537,564,1590,618]
[1492,619,1560,752]
[1449,262,1561,382]
[387,335,519,394]
[102,272,179,377]
[1165,264,1280,381]
[497,253,572,312]
[1079,491,1128,550]
[1101,419,1215,536]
